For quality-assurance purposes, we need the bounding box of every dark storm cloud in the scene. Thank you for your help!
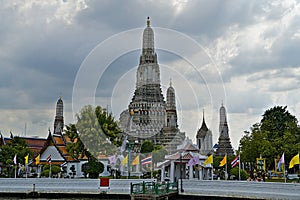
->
[0,0,299,147]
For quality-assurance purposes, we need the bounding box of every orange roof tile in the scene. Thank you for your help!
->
[53,136,65,145]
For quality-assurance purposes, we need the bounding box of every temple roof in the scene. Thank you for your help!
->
[197,112,209,138]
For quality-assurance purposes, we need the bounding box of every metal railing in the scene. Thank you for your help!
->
[130,181,178,195]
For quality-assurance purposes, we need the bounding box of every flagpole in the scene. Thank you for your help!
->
[225,153,227,181]
[211,156,213,181]
[238,154,241,181]
[151,153,153,179]
[49,162,52,178]
[298,152,299,179]
[25,163,27,179]
[284,161,286,183]
[14,164,17,178]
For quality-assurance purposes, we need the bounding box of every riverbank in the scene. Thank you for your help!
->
[0,192,261,200]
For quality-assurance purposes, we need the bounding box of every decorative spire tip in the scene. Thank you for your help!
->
[147,16,150,27]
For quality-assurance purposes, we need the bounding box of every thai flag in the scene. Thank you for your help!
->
[46,155,51,163]
[231,154,240,168]
[141,156,152,165]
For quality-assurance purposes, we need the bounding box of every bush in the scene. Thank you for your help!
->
[41,169,50,177]
[230,167,248,180]
[82,160,104,179]
[42,164,61,177]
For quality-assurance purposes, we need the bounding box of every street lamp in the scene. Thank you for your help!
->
[180,152,184,193]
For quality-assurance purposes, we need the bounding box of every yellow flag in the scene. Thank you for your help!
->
[35,154,40,165]
[204,155,213,165]
[25,155,29,164]
[219,155,227,167]
[131,155,139,165]
[122,154,128,166]
[289,153,299,168]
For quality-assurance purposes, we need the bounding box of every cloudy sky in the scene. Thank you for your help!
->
[1,0,300,150]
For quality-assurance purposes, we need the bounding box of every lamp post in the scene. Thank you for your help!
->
[127,142,131,179]
[180,152,184,193]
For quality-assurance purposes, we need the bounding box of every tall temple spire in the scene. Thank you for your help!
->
[215,103,233,156]
[166,79,177,128]
[142,17,155,53]
[119,18,185,153]
[127,17,166,138]
[54,97,64,134]
[219,103,228,136]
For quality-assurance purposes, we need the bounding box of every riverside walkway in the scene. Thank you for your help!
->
[0,178,300,199]
[181,179,300,199]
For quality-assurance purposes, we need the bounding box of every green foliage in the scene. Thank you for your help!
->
[43,164,61,174]
[0,136,33,166]
[76,105,121,156]
[41,165,61,177]
[65,124,91,159]
[239,106,300,171]
[81,159,104,178]
[152,146,168,164]
[140,140,154,153]
[41,170,50,177]
[230,167,248,180]
[95,106,122,147]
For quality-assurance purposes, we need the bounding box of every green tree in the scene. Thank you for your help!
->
[230,167,248,180]
[140,140,154,154]
[95,106,122,147]
[65,124,91,159]
[152,145,168,164]
[81,159,104,178]
[0,136,33,168]
[75,105,122,156]
[239,106,300,171]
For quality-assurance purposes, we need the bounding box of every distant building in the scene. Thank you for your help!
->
[0,133,47,155]
[196,111,213,155]
[39,97,88,178]
[158,140,211,182]
[215,103,234,156]
[119,17,185,153]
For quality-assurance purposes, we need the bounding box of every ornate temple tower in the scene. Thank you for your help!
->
[118,18,185,153]
[166,80,177,128]
[196,111,213,155]
[215,103,234,156]
[54,97,64,134]
[126,17,166,138]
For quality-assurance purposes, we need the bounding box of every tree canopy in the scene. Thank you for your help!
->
[75,105,122,156]
[65,124,91,160]
[140,140,154,154]
[239,106,300,170]
[81,159,104,178]
[0,136,33,166]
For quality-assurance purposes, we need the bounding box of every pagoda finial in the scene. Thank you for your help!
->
[169,78,172,87]
[203,109,205,122]
[147,16,150,27]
